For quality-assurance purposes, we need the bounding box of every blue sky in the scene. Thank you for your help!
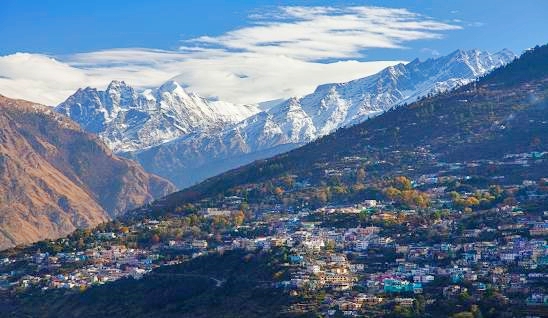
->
[0,0,546,104]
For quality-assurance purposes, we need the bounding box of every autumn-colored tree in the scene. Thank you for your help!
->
[385,187,401,200]
[189,214,200,226]
[386,187,429,208]
[465,196,480,206]
[413,192,430,208]
[394,176,413,190]
[232,210,245,226]
[401,190,415,203]
[273,271,284,280]
[274,187,284,197]
[119,227,130,234]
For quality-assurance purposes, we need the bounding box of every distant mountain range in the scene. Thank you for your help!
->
[0,95,175,250]
[56,49,515,188]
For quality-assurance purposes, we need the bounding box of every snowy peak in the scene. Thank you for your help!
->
[157,80,188,96]
[106,79,132,93]
[104,80,138,116]
[56,80,139,122]
[56,84,122,133]
[56,80,260,152]
[405,49,514,84]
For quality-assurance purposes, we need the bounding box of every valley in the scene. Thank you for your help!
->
[0,44,546,318]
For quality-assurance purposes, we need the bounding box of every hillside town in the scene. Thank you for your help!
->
[1,2,548,317]
[1,149,547,316]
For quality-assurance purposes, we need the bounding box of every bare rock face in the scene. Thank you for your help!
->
[0,95,175,250]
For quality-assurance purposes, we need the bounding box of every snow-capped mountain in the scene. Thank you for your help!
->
[127,49,515,188]
[286,48,516,134]
[55,80,260,152]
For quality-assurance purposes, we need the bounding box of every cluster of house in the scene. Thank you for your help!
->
[0,149,546,317]
[227,171,546,315]
[264,203,548,316]
[1,190,546,316]
[1,245,163,290]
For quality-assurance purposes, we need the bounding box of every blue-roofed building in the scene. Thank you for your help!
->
[289,255,304,264]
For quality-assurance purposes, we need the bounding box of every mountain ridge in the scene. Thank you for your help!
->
[0,95,175,250]
[146,44,546,212]
[56,80,260,153]
[127,49,515,188]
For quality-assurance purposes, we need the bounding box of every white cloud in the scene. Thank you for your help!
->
[0,6,461,105]
[184,6,459,61]
[0,53,88,104]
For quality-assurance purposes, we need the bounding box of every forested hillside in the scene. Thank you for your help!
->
[147,44,548,215]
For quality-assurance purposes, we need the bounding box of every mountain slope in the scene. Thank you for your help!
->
[2,250,292,318]
[0,95,175,250]
[130,49,515,188]
[55,80,260,152]
[149,44,547,211]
